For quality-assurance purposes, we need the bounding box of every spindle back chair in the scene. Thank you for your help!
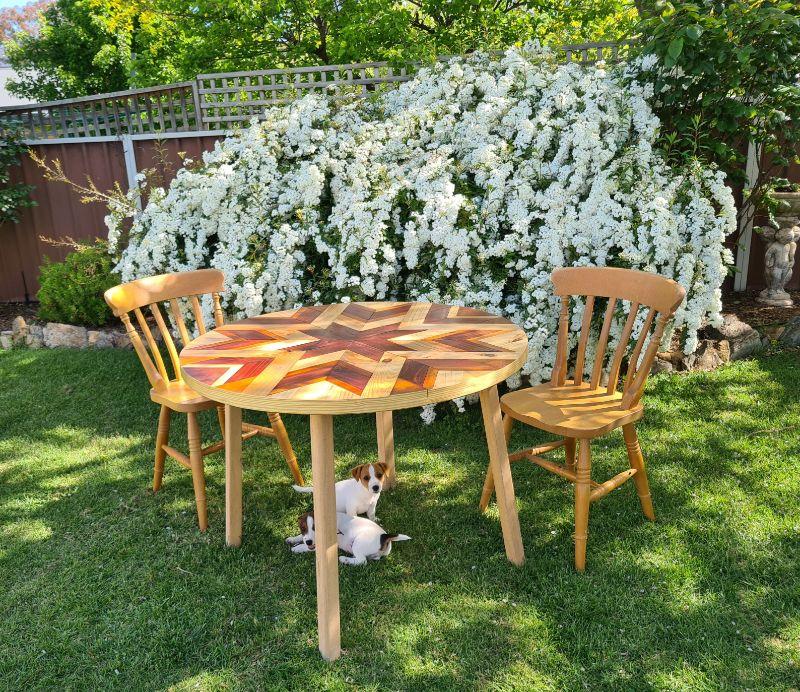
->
[104,269,304,531]
[480,267,685,570]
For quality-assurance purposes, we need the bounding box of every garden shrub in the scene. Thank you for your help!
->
[108,44,736,384]
[632,0,800,231]
[38,240,119,326]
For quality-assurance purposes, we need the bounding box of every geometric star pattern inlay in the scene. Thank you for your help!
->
[180,301,528,414]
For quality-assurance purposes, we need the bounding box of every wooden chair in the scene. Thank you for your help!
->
[479,267,685,570]
[104,269,304,531]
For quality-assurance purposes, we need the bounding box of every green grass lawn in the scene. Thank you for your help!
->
[0,347,798,691]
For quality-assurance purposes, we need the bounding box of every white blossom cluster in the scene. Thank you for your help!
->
[108,44,736,385]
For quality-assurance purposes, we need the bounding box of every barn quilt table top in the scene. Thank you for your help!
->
[180,301,528,414]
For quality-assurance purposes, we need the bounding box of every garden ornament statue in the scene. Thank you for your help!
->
[757,219,800,307]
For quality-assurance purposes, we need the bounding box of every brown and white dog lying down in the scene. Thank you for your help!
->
[292,463,388,520]
[286,511,410,566]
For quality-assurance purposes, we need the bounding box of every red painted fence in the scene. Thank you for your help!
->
[1,136,798,302]
[0,135,219,302]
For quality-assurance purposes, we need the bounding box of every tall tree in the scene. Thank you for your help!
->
[6,0,638,100]
[5,0,129,101]
[0,0,52,42]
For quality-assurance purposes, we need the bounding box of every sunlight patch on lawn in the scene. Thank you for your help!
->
[0,519,53,558]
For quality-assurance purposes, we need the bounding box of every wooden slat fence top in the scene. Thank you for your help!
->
[0,41,632,140]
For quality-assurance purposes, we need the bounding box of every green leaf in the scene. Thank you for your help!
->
[667,37,684,60]
[685,25,702,41]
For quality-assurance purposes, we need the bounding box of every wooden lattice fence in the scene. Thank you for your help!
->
[0,41,632,139]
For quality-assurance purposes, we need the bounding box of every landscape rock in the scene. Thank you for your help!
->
[26,324,44,349]
[761,324,786,342]
[43,322,88,349]
[11,315,28,344]
[87,330,115,348]
[687,339,731,372]
[705,314,762,360]
[111,330,132,349]
[651,356,674,375]
[779,316,800,347]
[0,331,12,350]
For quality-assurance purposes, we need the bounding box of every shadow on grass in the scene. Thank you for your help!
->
[0,347,798,688]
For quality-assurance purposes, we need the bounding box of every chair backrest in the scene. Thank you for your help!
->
[104,269,226,391]
[549,267,685,409]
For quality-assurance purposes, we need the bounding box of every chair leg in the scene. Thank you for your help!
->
[154,405,171,492]
[623,423,655,521]
[186,412,208,531]
[574,439,592,572]
[216,405,225,440]
[269,412,304,486]
[564,437,576,472]
[479,413,513,512]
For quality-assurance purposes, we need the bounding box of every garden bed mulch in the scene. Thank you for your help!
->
[0,302,39,332]
[723,290,800,329]
[0,301,124,333]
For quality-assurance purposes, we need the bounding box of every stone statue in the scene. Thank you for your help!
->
[757,219,800,307]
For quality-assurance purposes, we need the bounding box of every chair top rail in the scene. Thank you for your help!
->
[105,269,225,317]
[551,267,685,315]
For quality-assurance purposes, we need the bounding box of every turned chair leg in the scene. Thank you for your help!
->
[479,413,513,512]
[623,423,655,521]
[153,405,171,492]
[574,440,592,572]
[186,412,208,531]
[565,437,576,472]
[269,412,304,486]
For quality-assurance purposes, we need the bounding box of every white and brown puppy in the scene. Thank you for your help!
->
[292,463,387,521]
[286,511,410,566]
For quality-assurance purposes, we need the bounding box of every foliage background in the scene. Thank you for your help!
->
[3,0,639,101]
[0,119,35,224]
[631,0,800,231]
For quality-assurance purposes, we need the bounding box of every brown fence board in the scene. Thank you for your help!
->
[2,132,798,302]
[0,135,225,301]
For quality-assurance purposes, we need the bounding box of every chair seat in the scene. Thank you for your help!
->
[150,380,217,413]
[501,382,643,439]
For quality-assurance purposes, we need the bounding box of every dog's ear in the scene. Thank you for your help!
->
[379,533,411,549]
[351,464,365,480]
[299,511,313,533]
[374,462,388,475]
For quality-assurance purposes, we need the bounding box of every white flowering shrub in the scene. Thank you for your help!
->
[109,44,736,385]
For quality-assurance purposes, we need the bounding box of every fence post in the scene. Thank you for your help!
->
[120,133,143,212]
[191,81,204,131]
[733,140,761,292]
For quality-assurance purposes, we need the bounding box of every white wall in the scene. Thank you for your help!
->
[0,65,30,106]
[0,44,30,107]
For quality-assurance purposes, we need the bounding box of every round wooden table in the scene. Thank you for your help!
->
[180,300,528,661]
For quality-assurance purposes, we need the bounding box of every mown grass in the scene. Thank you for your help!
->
[0,347,798,690]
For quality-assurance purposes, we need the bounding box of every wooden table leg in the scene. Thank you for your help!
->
[225,404,243,547]
[376,410,396,488]
[310,414,341,661]
[479,386,525,566]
